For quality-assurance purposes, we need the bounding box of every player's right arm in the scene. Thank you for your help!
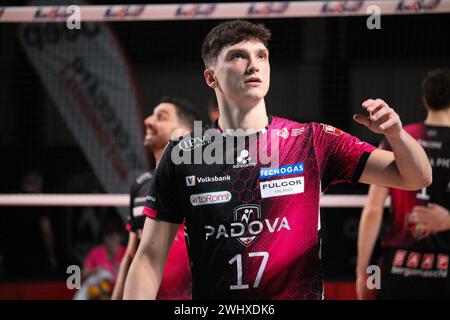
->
[356,184,389,300]
[111,231,139,300]
[123,218,180,299]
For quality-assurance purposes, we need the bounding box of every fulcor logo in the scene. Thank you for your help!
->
[104,5,145,18]
[185,175,232,186]
[34,7,72,19]
[248,2,289,16]
[396,0,440,12]
[321,0,365,13]
[260,177,304,199]
[259,162,304,179]
[190,191,231,206]
[204,204,291,246]
[175,4,217,17]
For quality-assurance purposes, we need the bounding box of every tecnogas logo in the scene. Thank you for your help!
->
[260,162,304,179]
[190,191,231,206]
[204,204,291,246]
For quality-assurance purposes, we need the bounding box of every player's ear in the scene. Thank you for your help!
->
[204,69,217,88]
[422,97,431,111]
[171,127,190,140]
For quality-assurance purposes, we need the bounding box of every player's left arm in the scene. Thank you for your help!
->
[354,99,432,190]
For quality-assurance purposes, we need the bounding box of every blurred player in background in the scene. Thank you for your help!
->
[74,219,125,300]
[112,96,198,300]
[356,68,450,299]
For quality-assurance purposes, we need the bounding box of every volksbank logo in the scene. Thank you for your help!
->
[185,175,232,187]
[260,177,304,198]
[190,191,232,206]
[259,162,304,179]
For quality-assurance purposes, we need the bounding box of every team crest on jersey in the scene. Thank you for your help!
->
[204,206,291,245]
[233,204,261,246]
[276,127,290,139]
[321,124,344,136]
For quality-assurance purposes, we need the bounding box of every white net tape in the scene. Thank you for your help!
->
[1,1,449,23]
[0,194,390,208]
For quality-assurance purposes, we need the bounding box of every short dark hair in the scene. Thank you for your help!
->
[201,20,271,67]
[422,68,450,111]
[160,96,199,130]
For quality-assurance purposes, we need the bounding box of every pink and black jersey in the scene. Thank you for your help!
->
[381,123,450,252]
[144,115,375,299]
[127,172,153,239]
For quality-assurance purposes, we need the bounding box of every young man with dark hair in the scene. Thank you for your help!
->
[125,20,431,300]
[111,97,197,300]
[356,68,450,299]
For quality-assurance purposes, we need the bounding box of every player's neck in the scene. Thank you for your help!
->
[425,108,450,127]
[153,148,164,166]
[217,99,268,133]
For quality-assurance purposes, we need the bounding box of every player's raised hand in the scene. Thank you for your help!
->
[409,203,450,233]
[353,99,403,137]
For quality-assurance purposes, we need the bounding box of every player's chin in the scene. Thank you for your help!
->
[242,88,267,100]
[143,138,157,149]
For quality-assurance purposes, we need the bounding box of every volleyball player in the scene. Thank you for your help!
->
[111,96,197,300]
[124,20,431,300]
[356,68,450,299]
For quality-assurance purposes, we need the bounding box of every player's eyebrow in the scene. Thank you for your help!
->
[256,48,269,55]
[226,48,269,58]
[226,49,247,57]
[155,109,169,116]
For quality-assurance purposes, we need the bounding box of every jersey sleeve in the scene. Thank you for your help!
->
[142,143,184,224]
[313,123,377,190]
[126,181,139,233]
